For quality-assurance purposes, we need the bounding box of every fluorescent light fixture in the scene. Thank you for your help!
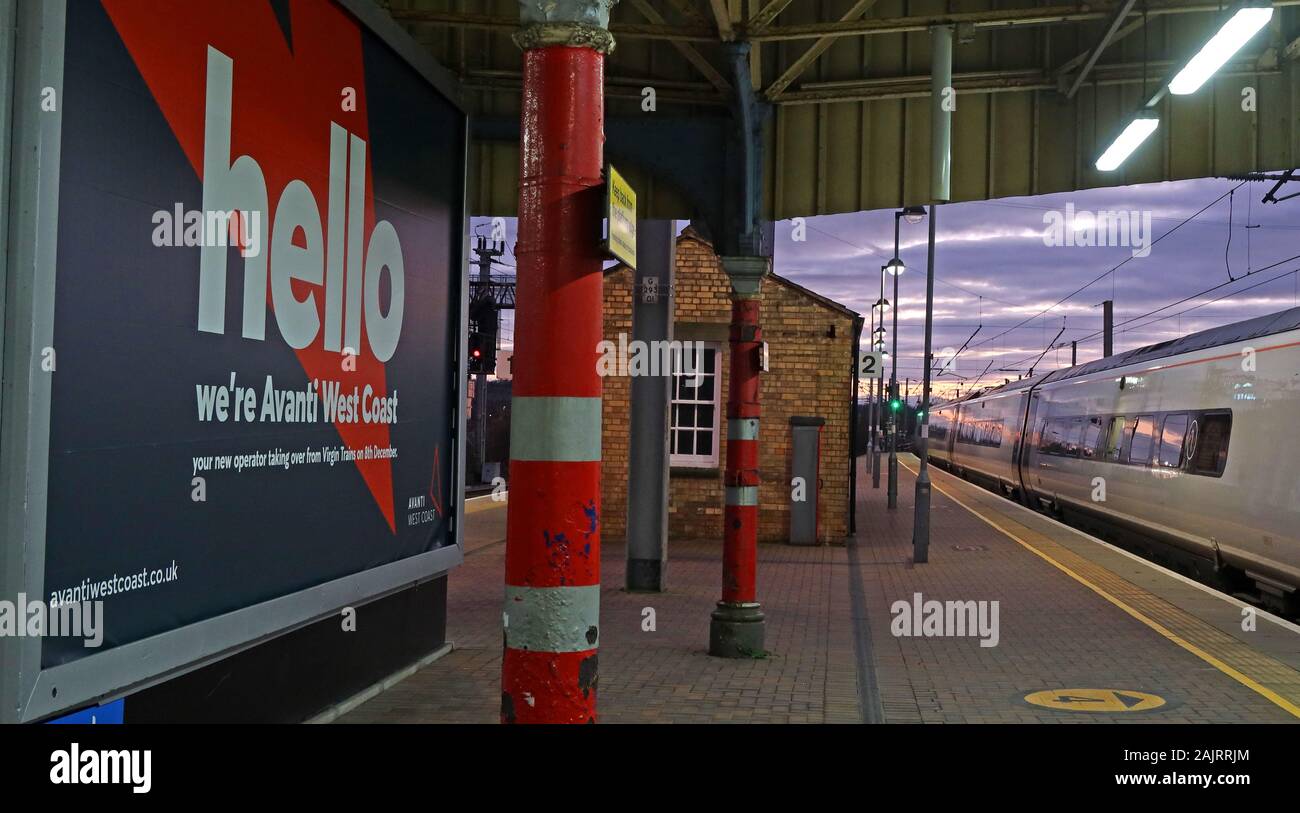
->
[1094,115,1159,172]
[1169,6,1273,95]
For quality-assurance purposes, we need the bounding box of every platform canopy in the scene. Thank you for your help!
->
[385,1,1300,218]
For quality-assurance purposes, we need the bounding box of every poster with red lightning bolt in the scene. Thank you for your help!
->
[39,0,463,668]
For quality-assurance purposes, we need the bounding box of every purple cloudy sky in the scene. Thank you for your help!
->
[473,175,1300,400]
[775,176,1300,401]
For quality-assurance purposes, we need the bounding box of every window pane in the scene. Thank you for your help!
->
[1081,418,1103,458]
[695,430,713,456]
[1104,417,1127,461]
[674,430,693,455]
[1065,419,1084,456]
[1190,413,1232,475]
[696,405,714,432]
[703,348,716,374]
[1040,420,1061,454]
[1129,415,1155,465]
[1159,414,1189,468]
[698,374,715,402]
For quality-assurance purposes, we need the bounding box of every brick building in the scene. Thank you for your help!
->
[601,227,862,545]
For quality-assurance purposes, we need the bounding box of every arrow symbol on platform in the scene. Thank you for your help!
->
[1054,694,1104,704]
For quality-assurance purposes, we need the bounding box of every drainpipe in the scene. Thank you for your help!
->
[501,0,617,724]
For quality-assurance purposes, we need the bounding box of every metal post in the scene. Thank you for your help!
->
[711,257,769,657]
[501,1,615,724]
[887,221,900,510]
[872,269,884,488]
[1071,340,1078,366]
[626,221,674,592]
[913,207,938,564]
[914,23,953,565]
[868,303,876,478]
[476,241,491,480]
[1103,299,1114,357]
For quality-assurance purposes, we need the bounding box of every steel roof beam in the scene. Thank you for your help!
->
[628,0,732,92]
[708,0,736,40]
[745,0,1300,43]
[389,2,1300,45]
[749,0,796,31]
[764,0,881,99]
[1065,0,1139,99]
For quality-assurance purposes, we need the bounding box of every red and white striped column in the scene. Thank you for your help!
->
[710,257,769,657]
[501,9,613,724]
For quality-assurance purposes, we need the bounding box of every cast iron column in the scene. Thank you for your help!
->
[710,256,768,657]
[501,0,616,724]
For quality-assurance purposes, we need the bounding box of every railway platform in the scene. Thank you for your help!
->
[333,456,1300,724]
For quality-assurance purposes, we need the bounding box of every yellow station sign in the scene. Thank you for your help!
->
[606,164,637,269]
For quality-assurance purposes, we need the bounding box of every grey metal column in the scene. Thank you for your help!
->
[626,220,675,592]
[913,24,953,565]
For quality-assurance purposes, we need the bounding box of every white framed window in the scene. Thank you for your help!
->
[670,342,721,467]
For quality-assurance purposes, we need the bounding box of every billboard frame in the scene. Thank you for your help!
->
[0,0,470,723]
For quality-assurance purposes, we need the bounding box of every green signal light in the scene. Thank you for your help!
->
[889,399,901,411]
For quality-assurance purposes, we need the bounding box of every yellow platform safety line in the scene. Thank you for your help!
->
[899,459,1300,720]
[464,494,507,515]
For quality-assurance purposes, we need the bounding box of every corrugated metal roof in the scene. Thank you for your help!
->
[389,2,1300,219]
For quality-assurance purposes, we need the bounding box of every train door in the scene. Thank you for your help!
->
[1017,390,1043,507]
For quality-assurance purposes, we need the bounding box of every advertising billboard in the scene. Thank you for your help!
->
[0,0,467,721]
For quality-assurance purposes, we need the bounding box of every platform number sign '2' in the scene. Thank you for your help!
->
[858,351,883,377]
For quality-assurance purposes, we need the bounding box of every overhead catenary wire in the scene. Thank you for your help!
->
[967,182,1248,352]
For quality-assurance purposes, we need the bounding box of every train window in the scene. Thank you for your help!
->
[1081,417,1104,459]
[1189,412,1232,476]
[1128,415,1156,465]
[1103,416,1127,461]
[1064,418,1084,457]
[1157,413,1189,468]
[1039,419,1067,455]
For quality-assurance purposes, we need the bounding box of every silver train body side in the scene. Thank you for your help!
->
[927,307,1300,604]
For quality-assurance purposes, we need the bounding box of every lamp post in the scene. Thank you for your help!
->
[886,206,925,510]
[871,292,887,489]
[914,24,953,565]
[867,301,876,479]
[872,259,888,488]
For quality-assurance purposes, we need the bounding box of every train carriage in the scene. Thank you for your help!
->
[927,307,1300,613]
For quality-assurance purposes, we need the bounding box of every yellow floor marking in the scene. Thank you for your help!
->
[464,495,507,514]
[899,459,1300,720]
[1024,688,1165,713]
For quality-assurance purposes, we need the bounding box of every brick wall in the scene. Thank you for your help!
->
[601,230,858,545]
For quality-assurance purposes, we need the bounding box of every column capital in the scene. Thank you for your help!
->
[515,0,619,53]
[720,255,771,299]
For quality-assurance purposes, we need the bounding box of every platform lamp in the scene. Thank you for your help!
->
[871,301,888,488]
[887,206,926,509]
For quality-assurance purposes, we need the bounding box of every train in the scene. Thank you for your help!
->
[924,306,1300,614]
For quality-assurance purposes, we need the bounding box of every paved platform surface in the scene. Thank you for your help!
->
[337,457,1300,724]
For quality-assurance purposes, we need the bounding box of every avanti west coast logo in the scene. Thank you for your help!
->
[890,592,1000,648]
[50,743,151,794]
